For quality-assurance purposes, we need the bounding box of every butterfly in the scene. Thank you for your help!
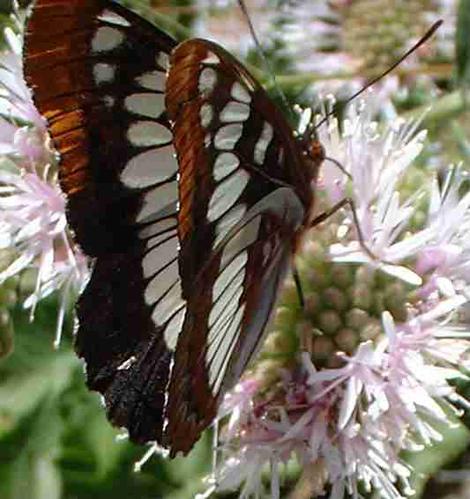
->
[23,0,325,456]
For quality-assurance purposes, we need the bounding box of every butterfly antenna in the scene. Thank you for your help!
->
[314,19,443,130]
[237,0,295,121]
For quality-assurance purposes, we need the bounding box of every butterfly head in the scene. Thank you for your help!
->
[296,108,325,180]
[297,130,325,184]
[308,138,325,166]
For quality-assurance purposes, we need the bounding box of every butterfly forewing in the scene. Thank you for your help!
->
[24,0,184,445]
[164,39,312,454]
[24,0,177,253]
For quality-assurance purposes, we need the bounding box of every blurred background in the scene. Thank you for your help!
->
[0,0,470,497]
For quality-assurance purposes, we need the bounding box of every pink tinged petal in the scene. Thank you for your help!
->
[308,367,349,388]
[435,277,456,296]
[426,339,470,373]
[270,458,280,499]
[54,292,67,348]
[368,441,392,470]
[0,235,11,248]
[217,456,247,491]
[382,311,396,344]
[38,242,55,280]
[309,412,327,456]
[4,27,21,55]
[13,128,48,162]
[280,410,314,441]
[0,220,12,247]
[301,351,317,378]
[417,295,468,323]
[449,392,470,411]
[416,246,447,274]
[0,194,35,210]
[16,217,44,241]
[379,263,422,285]
[0,116,16,141]
[386,227,435,262]
[241,454,266,498]
[329,244,368,263]
[405,386,447,420]
[353,341,376,363]
[338,376,363,430]
[387,134,425,179]
[329,480,345,499]
[278,407,291,430]
[297,108,312,135]
[422,364,466,383]
[415,419,443,445]
[0,169,25,186]
[367,394,389,419]
[225,407,243,438]
[263,415,290,434]
[308,366,349,384]
[0,144,16,154]
[0,250,34,282]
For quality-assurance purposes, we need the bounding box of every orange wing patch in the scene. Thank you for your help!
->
[24,0,103,197]
[166,41,213,246]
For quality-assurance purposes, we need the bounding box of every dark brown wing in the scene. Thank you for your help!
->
[24,0,182,445]
[164,39,314,455]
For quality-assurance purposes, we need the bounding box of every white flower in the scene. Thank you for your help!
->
[0,164,66,283]
[0,19,44,128]
[416,166,470,298]
[315,96,430,285]
[212,90,470,498]
[213,307,469,499]
[0,11,88,342]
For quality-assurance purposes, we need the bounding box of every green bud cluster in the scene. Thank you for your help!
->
[341,0,434,76]
[253,219,414,386]
[400,166,429,231]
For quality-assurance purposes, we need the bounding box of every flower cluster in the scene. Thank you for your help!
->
[0,9,88,347]
[209,98,470,498]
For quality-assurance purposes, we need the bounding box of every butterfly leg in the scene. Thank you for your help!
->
[324,156,352,180]
[310,197,377,261]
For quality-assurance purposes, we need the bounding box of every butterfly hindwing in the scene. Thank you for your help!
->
[164,39,311,454]
[24,0,184,445]
[166,188,305,454]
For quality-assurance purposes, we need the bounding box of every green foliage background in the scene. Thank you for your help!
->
[0,296,213,499]
[1,0,470,498]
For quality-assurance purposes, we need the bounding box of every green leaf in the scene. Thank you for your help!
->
[456,0,470,86]
[0,351,77,433]
[167,430,211,483]
[404,419,470,497]
[0,395,63,499]
[81,407,122,478]
[164,432,213,499]
[0,308,14,360]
